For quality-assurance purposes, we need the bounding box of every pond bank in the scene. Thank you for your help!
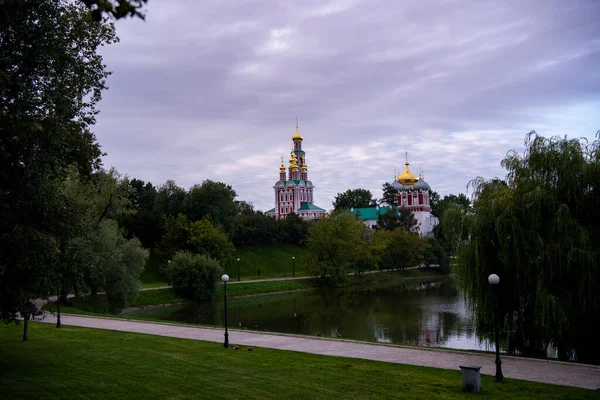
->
[44,268,447,317]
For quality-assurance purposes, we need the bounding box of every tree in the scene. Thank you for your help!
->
[157,214,192,259]
[375,207,418,232]
[155,180,186,218]
[283,212,309,244]
[333,189,376,210]
[80,0,148,21]
[379,182,397,206]
[306,211,374,284]
[371,228,424,271]
[448,131,600,363]
[0,0,117,336]
[118,178,162,248]
[163,251,222,302]
[76,219,148,313]
[184,180,239,235]
[187,218,235,266]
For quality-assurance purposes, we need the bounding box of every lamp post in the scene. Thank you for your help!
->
[237,258,240,282]
[292,256,296,278]
[488,273,503,382]
[56,286,61,328]
[222,274,230,348]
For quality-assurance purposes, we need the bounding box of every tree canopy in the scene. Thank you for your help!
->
[379,182,397,206]
[0,0,117,328]
[446,131,600,363]
[333,189,376,210]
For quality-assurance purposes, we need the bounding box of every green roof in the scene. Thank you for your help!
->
[266,208,275,213]
[298,203,325,211]
[350,206,392,220]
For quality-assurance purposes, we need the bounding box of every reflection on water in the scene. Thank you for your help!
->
[127,277,498,351]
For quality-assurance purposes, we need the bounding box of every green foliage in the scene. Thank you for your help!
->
[379,182,397,206]
[75,219,148,313]
[306,211,374,284]
[449,131,600,363]
[0,0,117,327]
[163,251,222,302]
[80,0,147,21]
[422,238,448,269]
[432,192,472,253]
[118,178,162,248]
[187,218,235,265]
[375,207,419,232]
[157,214,192,258]
[333,188,376,210]
[232,202,285,246]
[184,180,239,235]
[371,229,424,271]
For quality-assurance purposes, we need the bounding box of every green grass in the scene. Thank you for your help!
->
[140,244,310,288]
[231,244,309,280]
[0,323,595,399]
[139,254,169,288]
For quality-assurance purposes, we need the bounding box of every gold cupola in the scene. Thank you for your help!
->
[397,152,418,185]
[301,163,307,173]
[292,115,303,141]
[279,157,286,173]
[289,151,299,172]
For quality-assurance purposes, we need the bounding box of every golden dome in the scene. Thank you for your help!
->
[292,115,303,141]
[397,153,418,185]
[279,157,286,173]
[301,164,307,173]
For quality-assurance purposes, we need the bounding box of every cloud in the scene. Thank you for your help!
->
[94,0,600,211]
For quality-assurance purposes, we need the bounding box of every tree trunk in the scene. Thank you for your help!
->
[23,313,29,341]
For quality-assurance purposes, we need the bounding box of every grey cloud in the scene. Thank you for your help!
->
[94,0,600,211]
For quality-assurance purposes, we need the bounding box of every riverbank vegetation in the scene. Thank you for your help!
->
[45,269,446,317]
[446,132,600,364]
[0,323,596,400]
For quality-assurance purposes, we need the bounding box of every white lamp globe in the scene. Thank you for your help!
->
[221,274,230,282]
[488,274,500,285]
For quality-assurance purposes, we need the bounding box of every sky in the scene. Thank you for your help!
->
[94,0,600,211]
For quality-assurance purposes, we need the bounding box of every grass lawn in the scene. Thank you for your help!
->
[231,244,309,280]
[0,323,595,400]
[139,244,309,288]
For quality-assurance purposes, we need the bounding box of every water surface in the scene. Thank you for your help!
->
[128,276,498,351]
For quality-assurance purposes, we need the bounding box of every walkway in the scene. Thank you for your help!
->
[38,313,600,390]
[142,267,423,291]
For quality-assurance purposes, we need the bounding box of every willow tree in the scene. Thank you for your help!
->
[445,131,600,362]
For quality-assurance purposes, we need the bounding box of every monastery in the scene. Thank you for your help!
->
[266,119,437,236]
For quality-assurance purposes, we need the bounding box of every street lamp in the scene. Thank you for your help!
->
[237,258,240,282]
[488,273,503,382]
[222,274,230,348]
[56,286,61,328]
[292,256,296,278]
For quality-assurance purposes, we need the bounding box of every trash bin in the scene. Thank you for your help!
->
[459,365,482,393]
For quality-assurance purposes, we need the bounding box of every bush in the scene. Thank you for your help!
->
[163,251,222,302]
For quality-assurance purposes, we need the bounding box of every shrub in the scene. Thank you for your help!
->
[163,251,222,302]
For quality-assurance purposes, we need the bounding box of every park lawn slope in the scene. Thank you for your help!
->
[232,244,309,280]
[0,323,596,400]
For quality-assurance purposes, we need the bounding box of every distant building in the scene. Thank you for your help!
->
[266,118,326,220]
[351,153,438,236]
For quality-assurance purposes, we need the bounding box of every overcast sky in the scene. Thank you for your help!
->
[94,0,600,211]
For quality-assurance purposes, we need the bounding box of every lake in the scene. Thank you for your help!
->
[126,276,499,352]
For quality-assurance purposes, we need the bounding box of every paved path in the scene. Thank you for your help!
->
[38,313,600,390]
[142,267,423,291]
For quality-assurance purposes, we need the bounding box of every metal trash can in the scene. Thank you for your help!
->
[459,365,482,393]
